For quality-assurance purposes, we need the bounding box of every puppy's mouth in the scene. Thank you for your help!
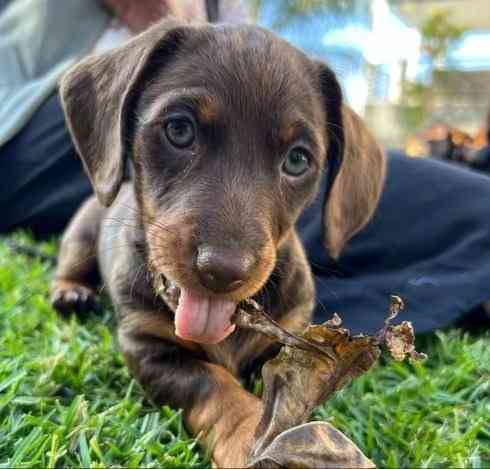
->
[158,276,237,345]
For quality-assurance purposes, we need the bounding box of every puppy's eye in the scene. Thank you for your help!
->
[164,118,195,148]
[282,148,310,177]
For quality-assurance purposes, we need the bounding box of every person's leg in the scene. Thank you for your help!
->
[301,151,490,334]
[0,92,92,236]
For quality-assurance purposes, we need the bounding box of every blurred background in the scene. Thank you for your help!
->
[249,0,490,156]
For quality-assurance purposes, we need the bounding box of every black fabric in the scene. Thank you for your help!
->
[298,151,490,334]
[0,0,10,13]
[0,93,92,235]
[469,146,490,174]
[205,0,220,22]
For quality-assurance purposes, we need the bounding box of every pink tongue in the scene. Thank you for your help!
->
[175,289,237,344]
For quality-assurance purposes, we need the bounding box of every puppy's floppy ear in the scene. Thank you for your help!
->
[317,64,386,259]
[59,19,188,206]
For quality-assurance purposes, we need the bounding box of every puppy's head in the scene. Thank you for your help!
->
[60,20,385,344]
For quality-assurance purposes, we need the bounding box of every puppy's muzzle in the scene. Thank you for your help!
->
[196,245,256,294]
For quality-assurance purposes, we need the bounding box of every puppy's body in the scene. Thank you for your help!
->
[54,183,313,466]
[52,21,385,467]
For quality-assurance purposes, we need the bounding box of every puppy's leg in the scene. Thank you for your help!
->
[118,314,264,468]
[51,196,104,313]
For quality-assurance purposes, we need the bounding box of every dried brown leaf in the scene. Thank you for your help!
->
[233,295,426,468]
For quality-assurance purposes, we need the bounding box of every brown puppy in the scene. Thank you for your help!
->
[51,19,385,467]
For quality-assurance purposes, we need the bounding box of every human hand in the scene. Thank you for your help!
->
[103,0,206,33]
[103,0,168,33]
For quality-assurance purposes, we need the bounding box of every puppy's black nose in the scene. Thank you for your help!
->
[196,245,255,294]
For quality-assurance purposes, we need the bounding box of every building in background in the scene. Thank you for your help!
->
[256,1,420,110]
[256,0,490,148]
[392,0,490,146]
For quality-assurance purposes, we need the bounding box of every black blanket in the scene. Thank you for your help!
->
[299,151,490,334]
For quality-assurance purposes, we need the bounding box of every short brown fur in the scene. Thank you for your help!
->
[52,20,385,467]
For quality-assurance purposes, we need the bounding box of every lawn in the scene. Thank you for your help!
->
[0,233,489,468]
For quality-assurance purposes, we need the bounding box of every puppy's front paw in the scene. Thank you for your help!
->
[51,280,98,314]
[212,412,261,469]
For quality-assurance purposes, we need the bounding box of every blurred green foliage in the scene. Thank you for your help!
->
[400,9,466,131]
[421,9,466,63]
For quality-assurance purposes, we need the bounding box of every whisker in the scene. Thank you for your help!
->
[128,262,148,302]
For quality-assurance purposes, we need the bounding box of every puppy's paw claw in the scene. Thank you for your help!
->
[51,281,98,314]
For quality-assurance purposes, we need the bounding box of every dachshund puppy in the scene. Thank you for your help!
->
[51,20,385,467]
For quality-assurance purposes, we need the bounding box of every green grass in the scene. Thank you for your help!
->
[0,233,489,468]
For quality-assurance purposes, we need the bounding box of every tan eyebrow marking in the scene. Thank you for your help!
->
[279,123,300,145]
[139,88,215,124]
[197,95,221,123]
[278,117,326,156]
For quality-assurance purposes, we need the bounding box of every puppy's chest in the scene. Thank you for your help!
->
[97,187,147,297]
[201,328,278,378]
